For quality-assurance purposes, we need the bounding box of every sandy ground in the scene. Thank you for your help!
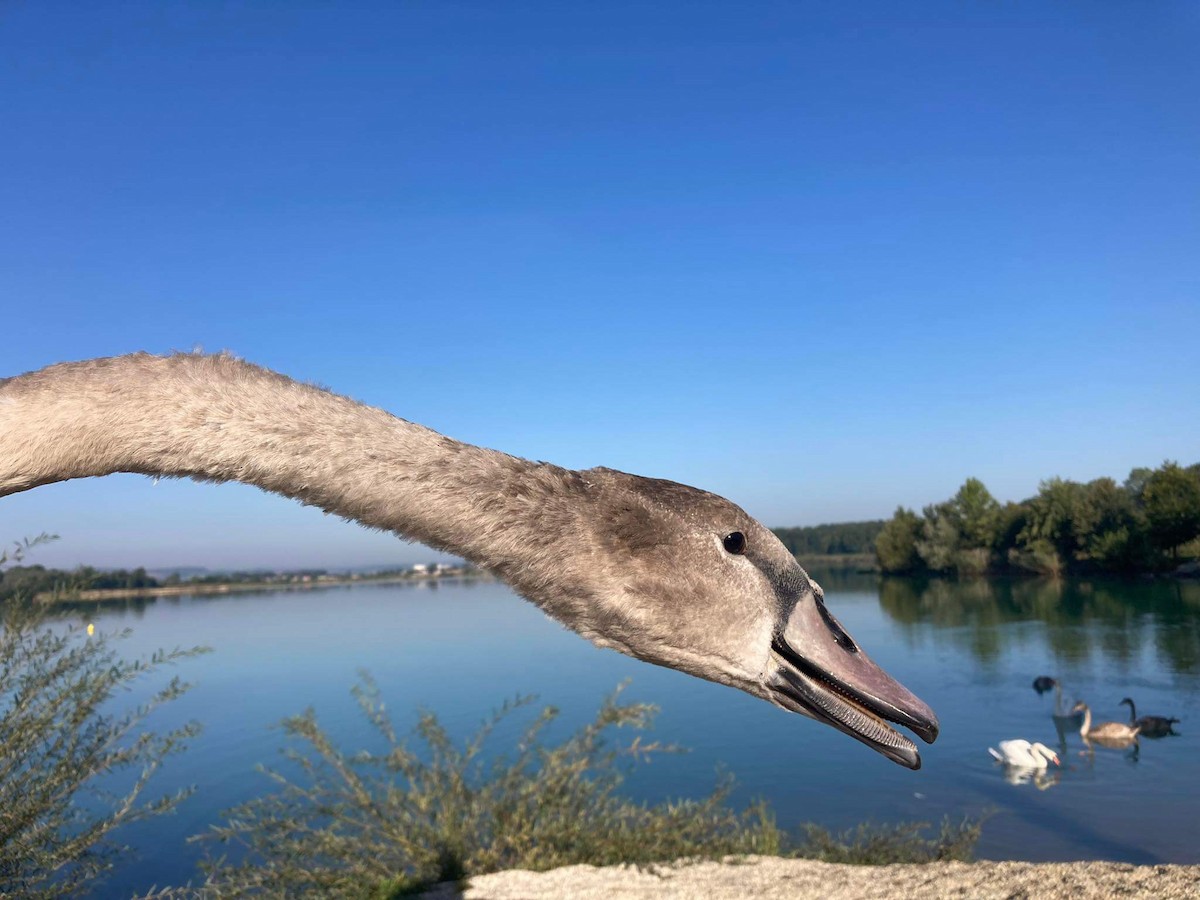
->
[420,857,1200,899]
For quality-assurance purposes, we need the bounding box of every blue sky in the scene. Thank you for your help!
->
[2,2,1198,570]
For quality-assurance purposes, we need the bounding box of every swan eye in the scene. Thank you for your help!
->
[723,531,746,555]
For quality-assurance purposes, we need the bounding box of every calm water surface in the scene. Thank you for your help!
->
[71,573,1200,896]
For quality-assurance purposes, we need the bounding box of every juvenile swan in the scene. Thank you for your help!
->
[0,353,938,768]
[1071,702,1140,745]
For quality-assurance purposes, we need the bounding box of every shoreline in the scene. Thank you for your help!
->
[420,857,1200,899]
[23,557,1199,606]
[34,570,494,604]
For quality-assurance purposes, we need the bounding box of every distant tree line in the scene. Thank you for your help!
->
[0,567,348,601]
[0,562,477,603]
[0,565,158,603]
[875,461,1200,576]
[8,458,1196,600]
[772,521,886,557]
[181,569,328,585]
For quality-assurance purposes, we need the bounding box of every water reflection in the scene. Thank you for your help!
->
[877,577,1200,673]
[54,595,156,617]
[1083,734,1140,754]
[1000,765,1061,791]
[1052,711,1084,748]
[44,572,1200,892]
[1077,740,1140,766]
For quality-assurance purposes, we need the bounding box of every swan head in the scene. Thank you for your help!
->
[1032,676,1057,695]
[1030,742,1061,766]
[1119,697,1134,709]
[564,467,939,769]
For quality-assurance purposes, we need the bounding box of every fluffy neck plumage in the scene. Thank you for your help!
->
[0,353,598,614]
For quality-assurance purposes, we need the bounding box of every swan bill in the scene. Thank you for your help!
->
[768,644,923,769]
[767,592,939,769]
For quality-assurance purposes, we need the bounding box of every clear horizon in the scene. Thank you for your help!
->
[3,3,1198,570]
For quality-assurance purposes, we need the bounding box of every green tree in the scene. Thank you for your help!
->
[1080,477,1150,571]
[875,508,923,574]
[1124,466,1154,503]
[992,502,1029,560]
[945,479,1000,573]
[1020,478,1095,571]
[901,480,1004,575]
[1142,461,1200,561]
[916,502,960,574]
[950,478,1000,550]
[772,521,886,557]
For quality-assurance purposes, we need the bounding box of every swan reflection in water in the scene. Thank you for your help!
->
[1076,739,1141,767]
[1003,765,1062,791]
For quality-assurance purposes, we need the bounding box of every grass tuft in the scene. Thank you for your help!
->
[794,815,988,865]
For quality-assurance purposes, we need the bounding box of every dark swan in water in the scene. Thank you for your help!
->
[1120,697,1180,738]
[1033,676,1084,730]
[0,353,938,768]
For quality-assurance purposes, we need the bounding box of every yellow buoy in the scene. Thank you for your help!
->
[87,623,95,636]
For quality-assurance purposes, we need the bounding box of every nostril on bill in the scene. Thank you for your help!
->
[816,596,858,653]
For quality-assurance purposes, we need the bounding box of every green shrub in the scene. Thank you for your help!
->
[164,678,985,898]
[1,536,206,898]
[187,680,781,897]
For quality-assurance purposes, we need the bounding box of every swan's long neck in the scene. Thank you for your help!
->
[1125,700,1137,723]
[1079,706,1091,737]
[0,354,596,611]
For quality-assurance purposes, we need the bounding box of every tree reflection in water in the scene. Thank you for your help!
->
[876,576,1200,674]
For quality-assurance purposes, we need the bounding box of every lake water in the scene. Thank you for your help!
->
[62,572,1200,897]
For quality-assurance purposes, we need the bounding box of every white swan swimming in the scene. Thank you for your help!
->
[988,740,1060,768]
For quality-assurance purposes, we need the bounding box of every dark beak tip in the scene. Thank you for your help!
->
[892,747,922,770]
[918,719,940,745]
